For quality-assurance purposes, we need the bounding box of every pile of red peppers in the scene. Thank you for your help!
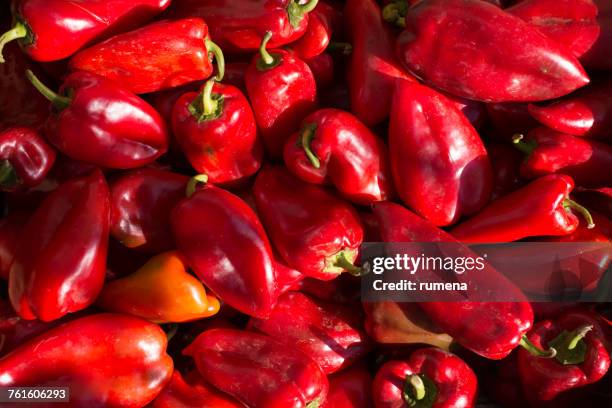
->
[0,0,611,407]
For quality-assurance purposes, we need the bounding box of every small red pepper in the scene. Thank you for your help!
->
[322,365,373,408]
[184,328,328,408]
[372,348,478,408]
[26,70,168,169]
[488,142,525,201]
[290,2,339,60]
[284,108,393,205]
[69,18,225,94]
[253,166,364,280]
[0,211,29,280]
[0,126,55,191]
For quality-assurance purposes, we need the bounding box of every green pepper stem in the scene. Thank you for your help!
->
[259,31,275,66]
[205,39,225,82]
[511,134,538,156]
[564,199,595,229]
[407,375,426,401]
[300,124,320,169]
[382,3,407,27]
[334,252,362,276]
[568,325,593,350]
[25,69,71,110]
[185,174,209,197]
[0,160,18,188]
[519,335,557,358]
[0,22,28,64]
[298,0,319,14]
[201,79,218,117]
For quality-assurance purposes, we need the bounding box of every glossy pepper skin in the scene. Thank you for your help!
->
[0,126,55,191]
[9,170,110,321]
[372,348,478,408]
[0,313,173,407]
[27,70,168,169]
[172,80,263,185]
[254,166,364,280]
[397,0,589,102]
[390,80,493,226]
[171,176,278,318]
[284,108,393,205]
[69,18,224,95]
[184,328,329,408]
[290,2,339,60]
[246,33,317,158]
[0,211,28,280]
[322,365,373,408]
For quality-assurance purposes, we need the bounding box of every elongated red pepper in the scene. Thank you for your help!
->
[8,170,109,321]
[69,18,225,94]
[172,175,278,318]
[254,166,363,280]
[284,108,393,204]
[390,80,492,226]
[372,348,478,408]
[245,32,317,158]
[396,0,589,102]
[451,175,593,242]
[184,328,328,408]
[322,365,373,408]
[0,211,28,280]
[26,70,168,169]
[0,313,173,407]
[488,142,524,201]
[0,126,55,191]
[172,79,263,185]
[0,0,171,62]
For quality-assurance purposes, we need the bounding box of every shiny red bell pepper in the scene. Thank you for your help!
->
[283,108,393,205]
[69,18,225,94]
[26,70,168,169]
[0,313,173,407]
[8,170,110,321]
[451,174,594,242]
[372,348,478,408]
[0,211,28,280]
[322,365,373,408]
[245,32,317,158]
[390,80,493,226]
[172,79,263,185]
[488,142,524,201]
[397,0,589,102]
[171,175,278,318]
[290,2,339,60]
[184,328,329,408]
[253,166,364,280]
[0,126,55,191]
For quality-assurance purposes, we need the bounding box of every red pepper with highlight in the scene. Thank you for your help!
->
[290,2,339,60]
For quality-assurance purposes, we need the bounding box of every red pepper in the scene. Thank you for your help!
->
[184,328,328,408]
[390,80,493,226]
[248,291,370,374]
[0,0,171,62]
[322,365,373,408]
[69,18,225,94]
[26,70,168,169]
[396,0,589,102]
[0,126,55,191]
[0,211,28,280]
[8,170,109,321]
[253,166,364,280]
[0,313,173,407]
[290,2,339,60]
[451,174,594,242]
[305,52,335,90]
[513,128,612,188]
[372,348,478,408]
[171,175,278,318]
[283,108,393,205]
[274,258,306,295]
[245,32,318,158]
[488,142,524,201]
[172,79,263,185]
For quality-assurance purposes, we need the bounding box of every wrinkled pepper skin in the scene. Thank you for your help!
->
[0,211,28,280]
[8,170,110,321]
[390,80,492,226]
[171,178,278,318]
[253,166,364,280]
[372,348,478,408]
[110,168,188,253]
[397,0,589,102]
[0,127,55,191]
[0,0,171,62]
[284,108,393,205]
[69,19,218,94]
[322,365,373,408]
[0,313,173,408]
[172,81,263,185]
[184,328,329,408]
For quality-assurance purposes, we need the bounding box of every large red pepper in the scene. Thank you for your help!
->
[184,328,328,408]
[171,175,278,318]
[322,365,373,408]
[0,313,173,407]
[8,170,109,321]
[253,166,363,280]
[26,70,168,169]
[245,32,317,158]
[396,0,589,102]
[172,79,263,185]
[283,108,393,205]
[0,0,171,62]
[372,348,478,408]
[390,80,492,226]
[0,126,55,191]
[69,18,225,95]
[0,211,28,280]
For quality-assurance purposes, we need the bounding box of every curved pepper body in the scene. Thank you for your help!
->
[290,2,338,60]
